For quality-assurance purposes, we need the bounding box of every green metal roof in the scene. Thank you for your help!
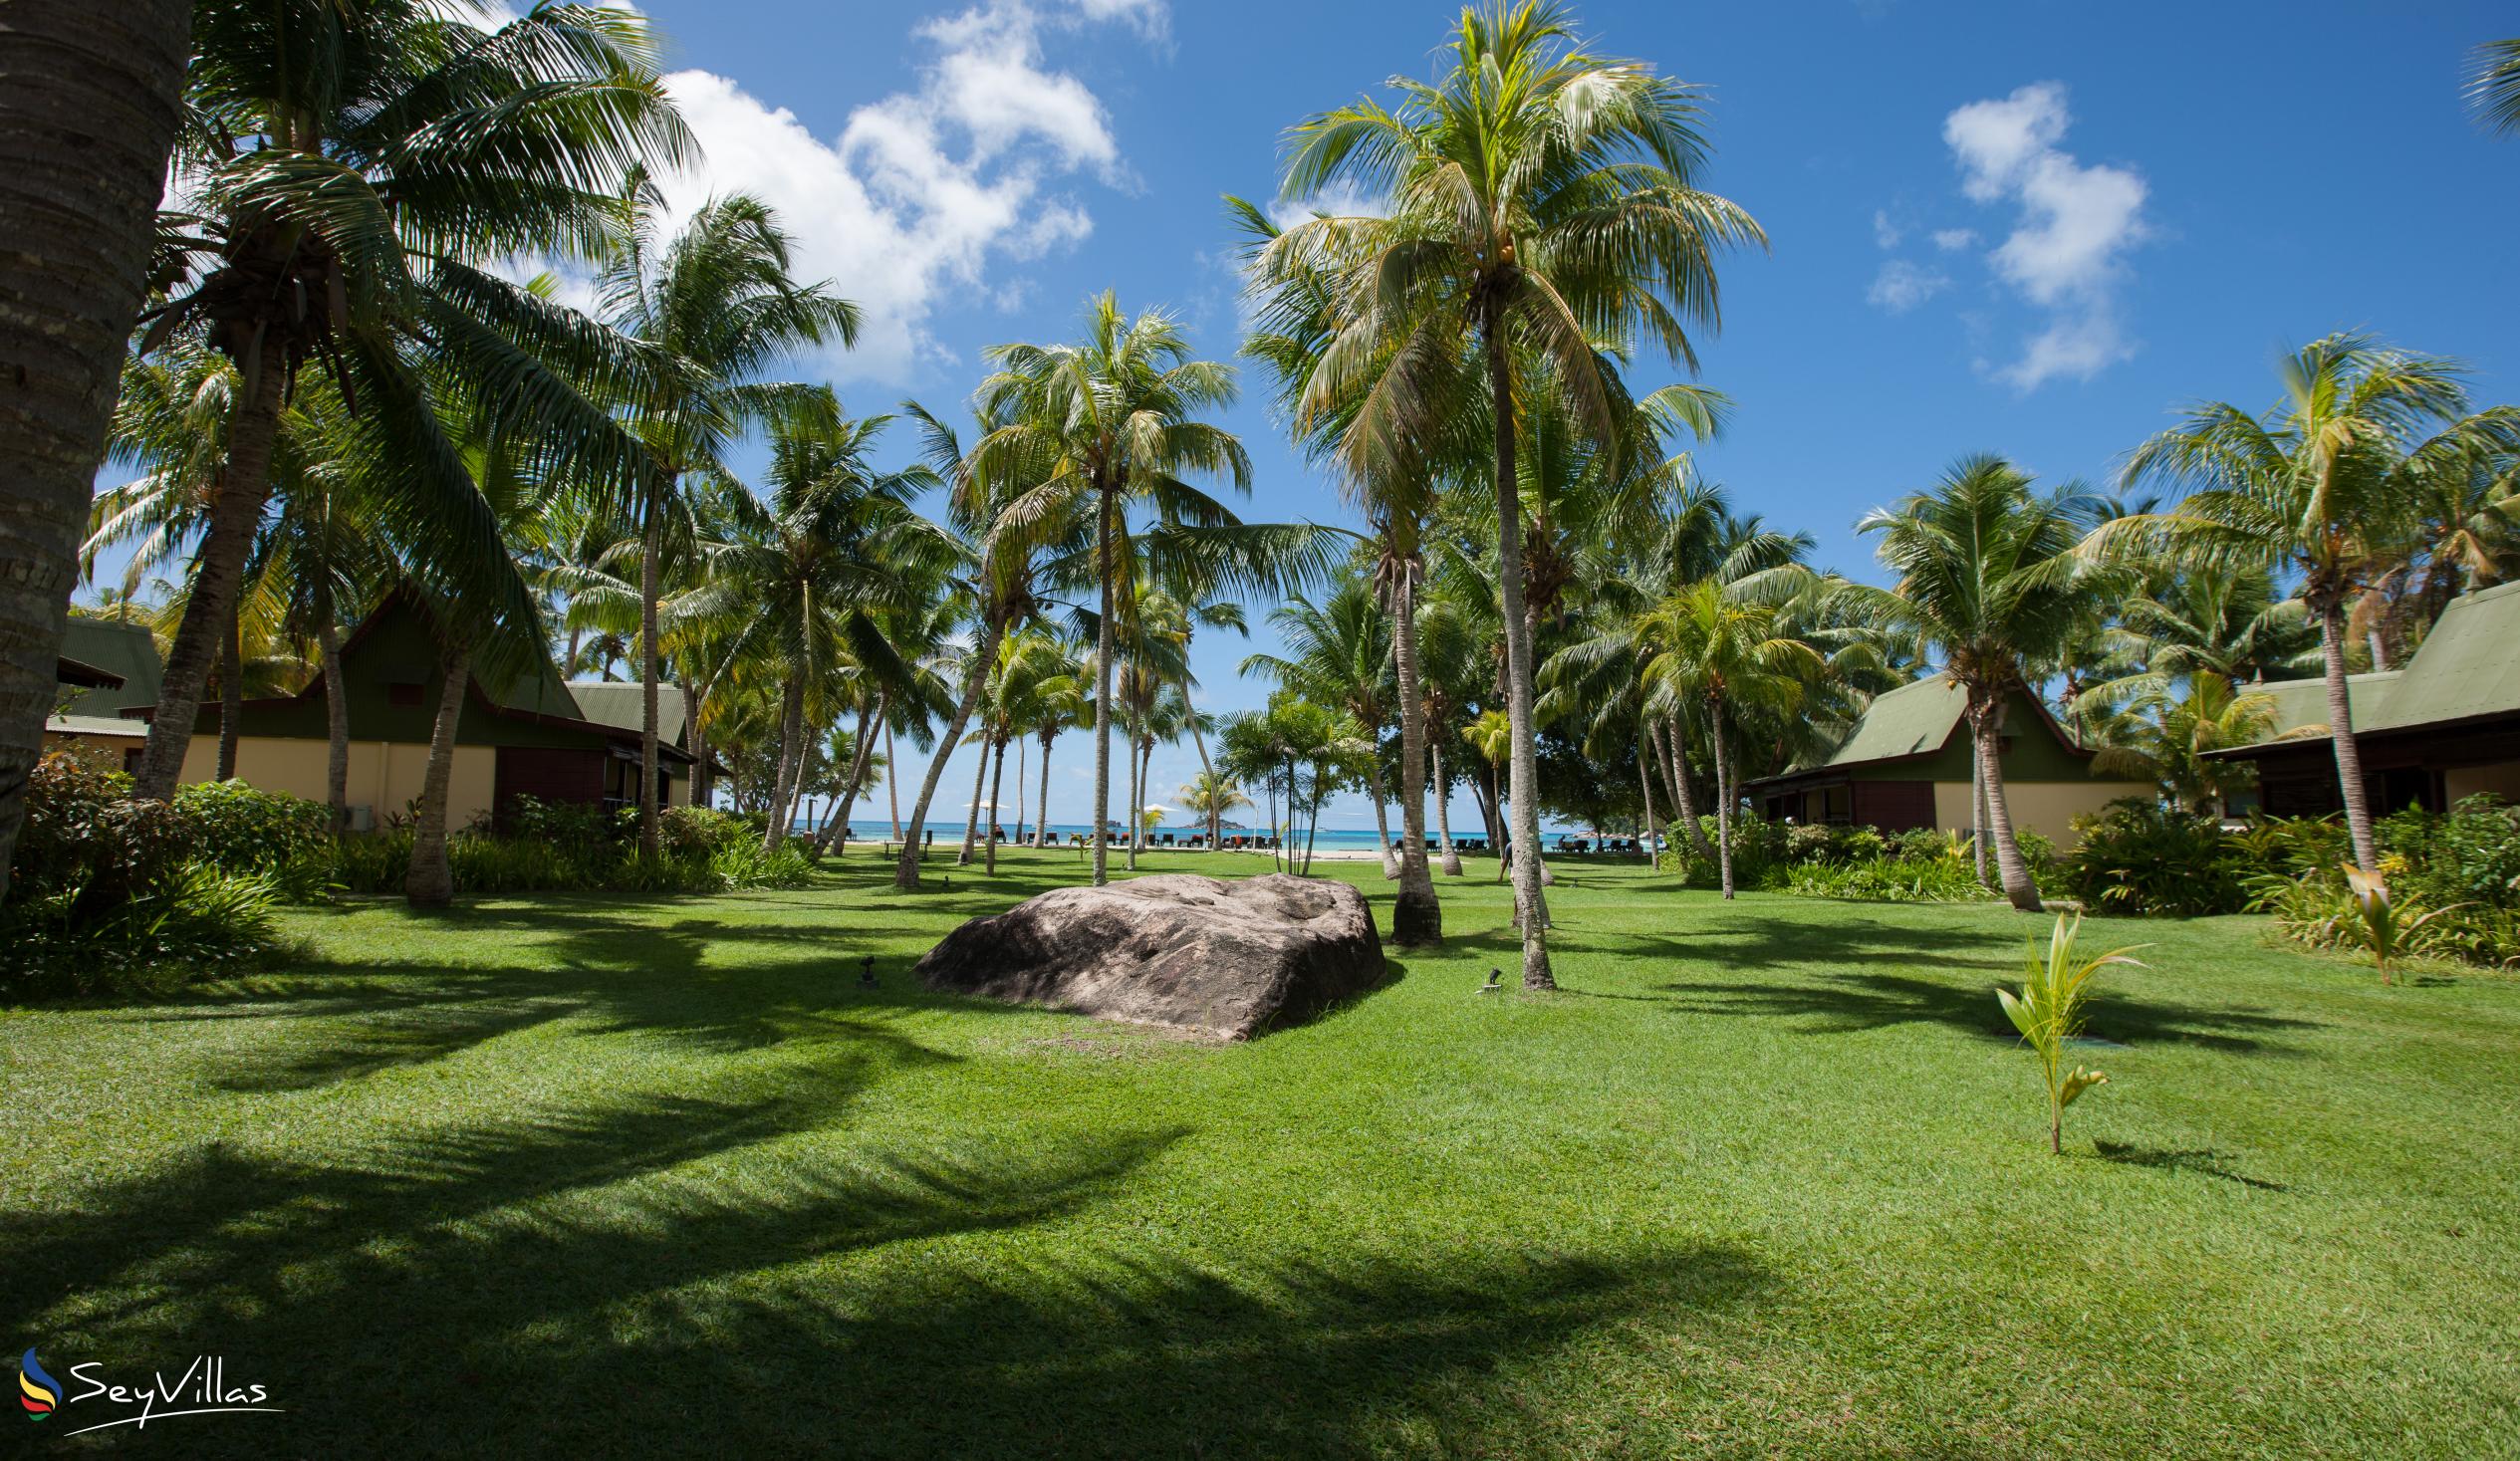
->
[564,681,689,746]
[1806,675,1968,769]
[54,618,161,716]
[46,714,146,739]
[2228,671,2398,746]
[2361,580,2520,733]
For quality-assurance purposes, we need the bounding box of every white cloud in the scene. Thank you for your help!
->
[1867,259,1947,314]
[1266,181,1386,231]
[1930,227,1976,251]
[578,1,1154,385]
[1872,208,1902,249]
[1940,82,2149,390]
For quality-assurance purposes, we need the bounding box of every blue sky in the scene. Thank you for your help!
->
[99,1,2520,834]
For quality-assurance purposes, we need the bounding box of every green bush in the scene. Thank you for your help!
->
[1786,855,1996,903]
[306,818,813,898]
[2060,801,2251,916]
[171,779,331,870]
[7,752,190,931]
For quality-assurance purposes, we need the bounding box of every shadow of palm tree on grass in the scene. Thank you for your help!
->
[2,1078,1766,1457]
[2089,1140,2292,1191]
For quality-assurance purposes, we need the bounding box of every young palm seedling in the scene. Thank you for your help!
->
[2340,863,2463,986]
[1999,913,2147,1154]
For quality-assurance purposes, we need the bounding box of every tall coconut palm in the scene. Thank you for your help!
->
[1842,458,2109,911]
[1178,771,1252,844]
[595,183,860,855]
[2470,39,2520,133]
[126,0,690,804]
[0,0,190,900]
[679,396,936,851]
[1463,708,1515,883]
[969,294,1253,886]
[1274,0,1763,986]
[2105,335,2520,872]
[1638,583,1822,898]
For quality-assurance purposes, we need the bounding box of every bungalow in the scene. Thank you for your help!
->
[1740,677,2153,845]
[45,617,163,771]
[122,592,702,831]
[2207,579,2520,817]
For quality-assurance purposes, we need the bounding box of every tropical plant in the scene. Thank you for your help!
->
[1270,0,1763,985]
[0,0,190,905]
[2470,39,2520,133]
[1999,914,2144,1154]
[2105,335,2520,872]
[126,0,691,806]
[1177,771,1252,846]
[969,293,1254,885]
[1463,708,1516,883]
[2088,672,2277,816]
[2339,863,2465,985]
[595,182,860,854]
[1843,457,2109,910]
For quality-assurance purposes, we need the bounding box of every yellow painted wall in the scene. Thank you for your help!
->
[2446,762,2520,803]
[1931,778,2150,846]
[181,738,497,828]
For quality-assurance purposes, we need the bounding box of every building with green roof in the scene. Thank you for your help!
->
[2208,580,2520,817]
[45,617,165,767]
[1739,676,2153,845]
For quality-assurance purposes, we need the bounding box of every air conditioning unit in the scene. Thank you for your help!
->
[347,804,375,833]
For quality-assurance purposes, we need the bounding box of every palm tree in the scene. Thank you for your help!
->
[1273,1,1763,986]
[970,294,1253,886]
[2090,673,2277,817]
[1463,709,1515,883]
[1241,575,1398,852]
[2470,39,2520,133]
[0,0,190,900]
[2106,335,2520,872]
[1638,583,1822,898]
[126,1,689,804]
[1218,709,1291,870]
[672,394,937,852]
[1178,771,1252,846]
[1844,457,2110,912]
[596,185,860,855]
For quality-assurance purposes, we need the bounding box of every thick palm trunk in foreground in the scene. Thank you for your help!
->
[0,0,191,896]
[1972,694,2041,911]
[1389,573,1440,941]
[2319,600,2379,872]
[217,609,242,779]
[133,365,283,799]
[1484,312,1553,989]
[405,646,470,907]
[896,619,1000,889]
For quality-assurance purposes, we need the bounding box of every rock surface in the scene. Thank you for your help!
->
[913,873,1386,1039]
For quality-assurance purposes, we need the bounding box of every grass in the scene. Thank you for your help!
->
[4,851,2517,1457]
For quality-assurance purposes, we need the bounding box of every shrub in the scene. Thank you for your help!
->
[1998,913,2144,1153]
[2436,796,2520,906]
[8,753,189,929]
[1785,855,1995,902]
[2060,801,2250,916]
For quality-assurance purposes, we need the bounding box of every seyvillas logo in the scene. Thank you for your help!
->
[18,1349,60,1420]
[15,1346,284,1437]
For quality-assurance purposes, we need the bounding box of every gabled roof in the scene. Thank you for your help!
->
[1798,675,1968,770]
[2213,581,2520,756]
[53,618,162,715]
[564,681,689,746]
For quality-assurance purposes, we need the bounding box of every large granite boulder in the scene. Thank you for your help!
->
[913,873,1386,1039]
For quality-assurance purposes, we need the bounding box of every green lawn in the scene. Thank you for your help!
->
[5,852,2516,1457]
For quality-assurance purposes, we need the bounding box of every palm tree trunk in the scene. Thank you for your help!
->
[2321,600,2379,872]
[1180,671,1220,851]
[1091,478,1117,885]
[1711,699,1736,899]
[816,698,880,856]
[885,720,901,840]
[1124,708,1142,869]
[216,602,242,780]
[131,361,283,800]
[1974,692,2041,911]
[1662,716,1711,856]
[1970,733,1990,885]
[896,616,1001,890]
[958,731,990,865]
[1636,745,1660,870]
[1262,769,1280,871]
[1433,740,1463,877]
[404,643,469,907]
[320,619,350,836]
[683,682,710,809]
[1013,736,1027,846]
[1285,755,1303,872]
[1488,764,1508,884]
[1037,730,1055,851]
[0,0,191,896]
[1390,572,1440,940]
[763,673,805,852]
[636,472,667,859]
[985,735,1010,874]
[1483,303,1552,989]
[1304,763,1323,875]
